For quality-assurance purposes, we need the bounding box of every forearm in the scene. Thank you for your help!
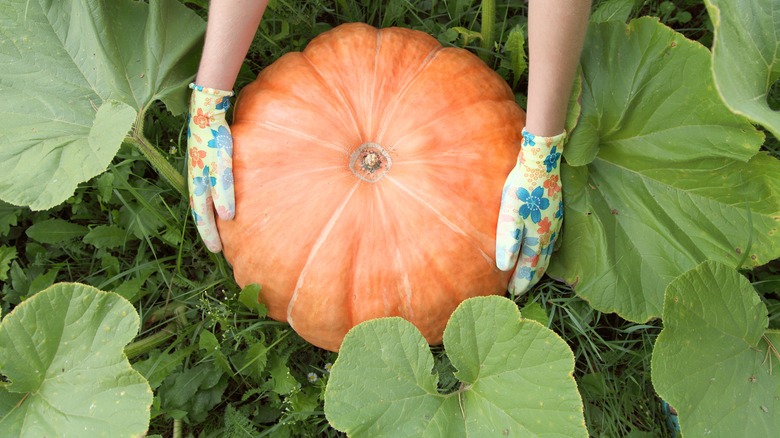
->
[195,0,269,90]
[526,0,591,136]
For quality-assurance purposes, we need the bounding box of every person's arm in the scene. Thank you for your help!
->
[525,0,591,136]
[187,0,268,253]
[194,0,269,90]
[495,2,591,294]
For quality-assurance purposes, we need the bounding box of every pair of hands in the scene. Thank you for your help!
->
[187,85,565,295]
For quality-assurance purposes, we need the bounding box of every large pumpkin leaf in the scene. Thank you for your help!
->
[563,17,761,167]
[0,283,153,437]
[705,0,780,139]
[547,17,780,322]
[0,0,204,210]
[324,296,586,437]
[652,261,780,436]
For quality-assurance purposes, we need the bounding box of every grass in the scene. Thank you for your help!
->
[526,281,665,436]
[1,0,777,436]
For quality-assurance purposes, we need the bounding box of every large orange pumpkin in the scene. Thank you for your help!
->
[218,23,524,351]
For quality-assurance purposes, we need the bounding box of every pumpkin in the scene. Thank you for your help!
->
[218,23,525,352]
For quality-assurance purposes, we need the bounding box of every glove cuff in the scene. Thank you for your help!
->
[519,128,566,164]
[189,82,235,98]
[189,82,234,119]
[521,128,566,150]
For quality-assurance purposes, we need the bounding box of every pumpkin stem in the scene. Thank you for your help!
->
[362,151,381,172]
[349,143,392,183]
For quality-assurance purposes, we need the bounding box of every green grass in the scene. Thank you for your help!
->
[1,0,777,436]
[525,281,666,436]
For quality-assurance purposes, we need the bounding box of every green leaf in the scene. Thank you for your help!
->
[6,262,29,304]
[269,354,300,396]
[83,225,130,249]
[239,284,268,317]
[673,11,692,24]
[0,246,16,282]
[233,343,268,381]
[159,362,227,424]
[120,199,167,240]
[705,0,780,138]
[450,26,483,46]
[590,0,636,23]
[324,296,586,437]
[565,17,761,167]
[0,0,204,210]
[659,1,677,15]
[652,261,780,436]
[566,68,582,135]
[504,26,527,87]
[96,172,116,204]
[199,330,233,375]
[547,18,780,322]
[25,219,88,244]
[112,278,144,302]
[133,347,193,391]
[0,201,21,237]
[223,404,260,438]
[0,283,152,436]
[519,301,549,326]
[27,268,59,297]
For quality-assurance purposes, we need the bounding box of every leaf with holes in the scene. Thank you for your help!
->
[324,296,586,437]
[652,261,780,436]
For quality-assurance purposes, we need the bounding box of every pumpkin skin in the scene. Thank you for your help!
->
[218,23,525,352]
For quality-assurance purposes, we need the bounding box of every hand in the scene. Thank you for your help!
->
[495,129,566,295]
[187,83,236,252]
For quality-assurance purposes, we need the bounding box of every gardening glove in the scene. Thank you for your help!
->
[187,83,235,253]
[496,129,566,295]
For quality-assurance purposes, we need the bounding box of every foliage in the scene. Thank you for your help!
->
[705,0,780,139]
[325,296,586,437]
[0,283,152,437]
[590,0,637,23]
[0,0,203,210]
[0,0,778,436]
[652,261,780,435]
[548,17,780,323]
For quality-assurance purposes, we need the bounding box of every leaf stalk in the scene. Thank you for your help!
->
[124,323,178,360]
[480,0,496,61]
[128,113,187,197]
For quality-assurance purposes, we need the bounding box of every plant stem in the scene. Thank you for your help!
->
[480,0,496,61]
[128,114,186,197]
[173,418,182,438]
[124,323,177,359]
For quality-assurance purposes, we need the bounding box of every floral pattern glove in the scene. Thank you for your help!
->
[187,83,235,252]
[496,129,566,295]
